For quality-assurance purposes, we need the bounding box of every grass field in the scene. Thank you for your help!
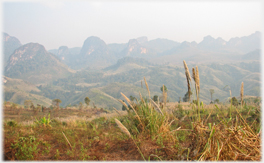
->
[3,61,261,161]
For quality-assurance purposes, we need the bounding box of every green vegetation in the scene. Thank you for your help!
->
[4,59,261,108]
[52,99,62,109]
[84,97,90,106]
[153,95,159,102]
[35,114,51,127]
[10,136,40,160]
[160,85,168,92]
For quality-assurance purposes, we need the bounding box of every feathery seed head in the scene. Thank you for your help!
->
[240,82,244,105]
[192,67,196,82]
[115,118,131,138]
[183,60,192,81]
[195,66,200,93]
[144,77,150,98]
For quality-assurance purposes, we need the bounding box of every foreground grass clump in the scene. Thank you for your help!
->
[3,100,261,160]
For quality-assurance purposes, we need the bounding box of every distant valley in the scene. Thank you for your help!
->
[2,32,261,109]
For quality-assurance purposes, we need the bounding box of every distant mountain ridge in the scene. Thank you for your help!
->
[50,31,260,69]
[3,33,22,65]
[4,43,74,84]
[2,31,261,108]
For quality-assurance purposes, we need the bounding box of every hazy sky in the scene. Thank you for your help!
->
[2,0,263,50]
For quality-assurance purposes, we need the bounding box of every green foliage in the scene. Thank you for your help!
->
[122,100,127,111]
[35,114,51,127]
[52,99,62,104]
[214,99,220,104]
[192,100,198,105]
[7,120,17,127]
[11,136,40,160]
[153,95,159,102]
[52,99,62,108]
[160,85,168,92]
[173,104,185,119]
[6,59,261,108]
[84,97,90,106]
[230,97,239,106]
[123,101,166,136]
[254,97,261,104]
[129,95,136,101]
[183,91,192,102]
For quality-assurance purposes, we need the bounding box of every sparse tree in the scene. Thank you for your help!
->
[122,100,126,111]
[214,99,220,104]
[230,97,239,106]
[24,100,32,110]
[84,97,90,106]
[52,99,62,110]
[183,91,192,102]
[129,95,136,102]
[160,85,168,92]
[153,95,159,102]
[209,89,215,103]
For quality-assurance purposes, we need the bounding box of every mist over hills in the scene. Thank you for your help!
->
[45,31,260,70]
[2,31,261,109]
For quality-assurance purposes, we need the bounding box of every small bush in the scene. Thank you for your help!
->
[11,136,40,160]
[7,120,17,127]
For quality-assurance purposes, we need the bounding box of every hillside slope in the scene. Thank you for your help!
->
[4,43,74,84]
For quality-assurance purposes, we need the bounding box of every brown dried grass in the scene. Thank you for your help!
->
[144,77,150,98]
[195,66,200,93]
[183,61,192,101]
[189,110,261,161]
[240,82,244,105]
[192,67,196,82]
[183,60,192,82]
[149,98,164,115]
[115,118,132,138]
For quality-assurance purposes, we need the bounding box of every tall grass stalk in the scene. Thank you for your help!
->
[193,66,201,122]
[120,92,144,130]
[114,118,146,161]
[229,90,232,120]
[62,132,72,149]
[162,84,167,108]
[240,82,244,108]
[183,60,192,102]
[149,98,164,115]
[144,77,150,99]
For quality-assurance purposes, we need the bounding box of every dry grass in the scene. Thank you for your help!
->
[195,66,200,93]
[149,98,164,115]
[144,77,150,98]
[240,82,244,105]
[183,60,192,101]
[115,118,131,138]
[190,111,261,161]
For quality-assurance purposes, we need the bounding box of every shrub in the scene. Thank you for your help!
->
[7,120,17,127]
[11,136,40,160]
